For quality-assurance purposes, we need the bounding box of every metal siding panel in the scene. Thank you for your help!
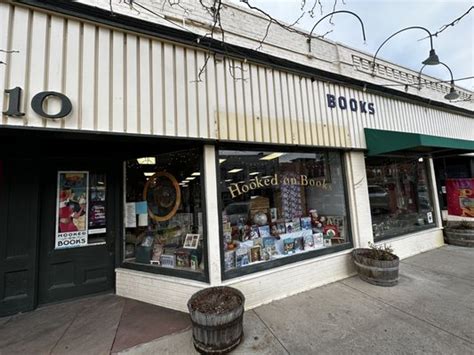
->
[331,84,342,147]
[111,31,125,132]
[280,72,292,144]
[7,6,29,127]
[205,54,217,139]
[63,19,81,130]
[125,34,138,133]
[259,66,270,143]
[0,4,11,124]
[242,62,254,142]
[186,49,198,138]
[300,77,311,145]
[80,23,96,130]
[318,81,330,147]
[287,74,299,144]
[273,70,285,144]
[163,43,175,136]
[151,40,163,135]
[195,51,208,138]
[312,81,325,146]
[45,16,65,130]
[175,46,187,137]
[138,37,151,134]
[96,27,110,132]
[266,68,279,144]
[226,59,238,141]
[26,11,48,128]
[250,64,263,142]
[303,78,315,146]
[234,60,246,141]
[215,58,227,140]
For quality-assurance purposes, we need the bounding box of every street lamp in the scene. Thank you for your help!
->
[417,62,459,100]
[306,11,367,53]
[371,26,440,75]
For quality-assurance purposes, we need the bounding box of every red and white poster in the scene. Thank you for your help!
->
[446,178,474,218]
[55,171,89,249]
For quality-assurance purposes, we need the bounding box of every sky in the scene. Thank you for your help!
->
[231,0,474,91]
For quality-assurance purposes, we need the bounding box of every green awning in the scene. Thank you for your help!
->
[364,128,474,156]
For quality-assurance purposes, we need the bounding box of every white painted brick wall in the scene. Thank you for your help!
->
[76,0,472,110]
[116,228,443,312]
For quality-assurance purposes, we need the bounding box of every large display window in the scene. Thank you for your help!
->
[218,148,352,278]
[123,148,207,281]
[366,157,436,241]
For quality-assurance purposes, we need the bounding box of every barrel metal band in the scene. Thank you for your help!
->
[190,313,243,330]
[354,260,399,272]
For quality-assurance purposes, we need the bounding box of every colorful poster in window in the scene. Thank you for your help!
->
[446,178,474,217]
[88,173,106,234]
[55,171,89,249]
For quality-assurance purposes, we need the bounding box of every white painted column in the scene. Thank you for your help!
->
[203,144,222,285]
[344,151,373,248]
[428,157,443,228]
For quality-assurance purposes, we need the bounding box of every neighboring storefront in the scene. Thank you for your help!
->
[0,0,473,316]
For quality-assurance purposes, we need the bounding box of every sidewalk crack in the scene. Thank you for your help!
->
[252,309,291,355]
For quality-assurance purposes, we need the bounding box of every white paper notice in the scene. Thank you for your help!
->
[125,202,137,228]
[138,214,148,227]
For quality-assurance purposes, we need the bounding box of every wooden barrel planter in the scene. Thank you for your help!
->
[352,248,399,287]
[188,286,245,354]
[444,227,474,247]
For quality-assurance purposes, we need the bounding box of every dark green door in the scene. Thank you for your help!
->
[38,160,117,305]
[0,159,40,316]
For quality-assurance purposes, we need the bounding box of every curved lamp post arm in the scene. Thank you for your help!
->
[306,11,367,53]
[417,61,458,100]
[418,62,454,88]
[371,26,437,75]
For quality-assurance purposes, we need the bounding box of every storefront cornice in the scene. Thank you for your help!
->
[12,0,474,118]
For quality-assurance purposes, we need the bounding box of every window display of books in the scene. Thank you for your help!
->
[223,213,347,270]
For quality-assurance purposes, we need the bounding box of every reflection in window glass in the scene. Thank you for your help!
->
[366,157,435,241]
[219,150,350,275]
[124,149,205,276]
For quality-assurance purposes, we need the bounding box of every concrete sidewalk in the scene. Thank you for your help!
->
[1,245,473,354]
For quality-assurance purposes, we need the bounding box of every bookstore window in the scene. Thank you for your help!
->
[219,149,351,278]
[366,157,436,241]
[123,148,207,281]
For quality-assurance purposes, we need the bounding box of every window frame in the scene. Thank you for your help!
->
[216,143,354,280]
[120,145,210,283]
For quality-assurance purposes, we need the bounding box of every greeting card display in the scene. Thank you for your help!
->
[283,238,295,254]
[258,225,271,238]
[276,222,286,234]
[285,221,294,234]
[293,236,304,251]
[300,217,312,230]
[235,247,249,267]
[291,218,302,232]
[304,234,314,248]
[224,250,236,271]
[250,246,261,262]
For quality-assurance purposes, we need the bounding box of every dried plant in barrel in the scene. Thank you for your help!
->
[352,243,399,287]
[188,286,245,354]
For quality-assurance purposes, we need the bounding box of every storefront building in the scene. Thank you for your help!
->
[0,0,473,316]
